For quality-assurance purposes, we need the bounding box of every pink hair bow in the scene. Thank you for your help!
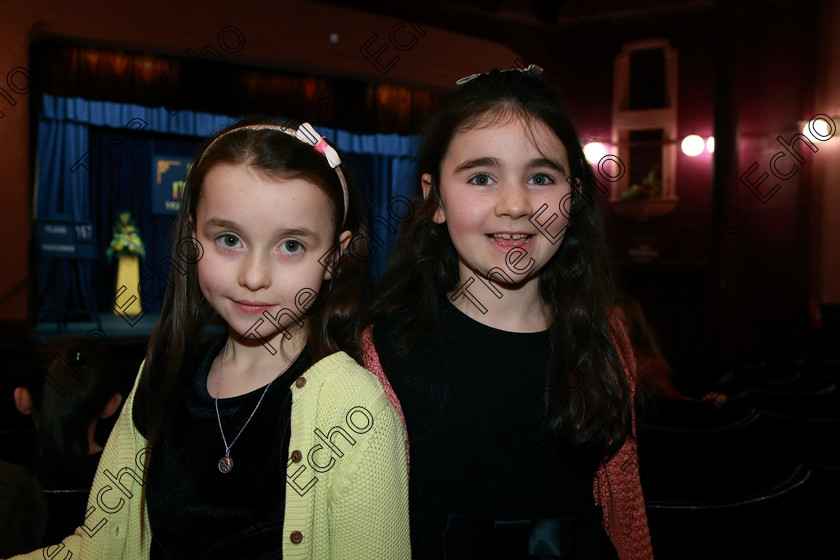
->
[296,122,342,168]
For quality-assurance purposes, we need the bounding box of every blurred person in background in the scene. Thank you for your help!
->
[13,338,122,489]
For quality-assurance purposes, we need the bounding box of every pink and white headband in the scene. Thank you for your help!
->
[196,122,349,226]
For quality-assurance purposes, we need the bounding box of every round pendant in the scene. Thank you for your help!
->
[218,455,233,473]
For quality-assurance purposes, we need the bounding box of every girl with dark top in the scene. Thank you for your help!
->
[137,336,310,558]
[10,119,410,559]
[361,66,654,559]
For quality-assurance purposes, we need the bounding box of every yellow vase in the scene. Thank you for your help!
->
[113,255,142,316]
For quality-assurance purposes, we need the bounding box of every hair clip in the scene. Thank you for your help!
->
[295,123,342,169]
[195,123,349,226]
[455,64,545,86]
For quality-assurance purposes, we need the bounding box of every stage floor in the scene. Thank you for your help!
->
[30,312,160,344]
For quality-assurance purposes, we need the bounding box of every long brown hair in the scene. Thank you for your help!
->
[133,117,366,524]
[366,70,633,461]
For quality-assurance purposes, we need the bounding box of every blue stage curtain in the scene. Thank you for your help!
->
[35,95,418,318]
[320,129,419,288]
[86,128,198,315]
[34,117,92,319]
[35,95,236,319]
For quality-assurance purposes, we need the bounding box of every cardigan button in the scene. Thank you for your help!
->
[295,377,307,388]
[290,530,303,544]
[291,449,302,463]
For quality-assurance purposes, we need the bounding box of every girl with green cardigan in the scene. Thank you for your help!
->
[10,118,410,559]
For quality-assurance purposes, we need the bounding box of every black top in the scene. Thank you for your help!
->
[138,336,310,560]
[373,301,618,560]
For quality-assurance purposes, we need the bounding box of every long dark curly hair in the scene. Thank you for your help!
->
[365,69,633,460]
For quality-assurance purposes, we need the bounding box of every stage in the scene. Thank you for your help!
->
[30,312,160,345]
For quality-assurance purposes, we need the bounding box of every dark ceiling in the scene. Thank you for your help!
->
[316,0,717,43]
[314,0,723,79]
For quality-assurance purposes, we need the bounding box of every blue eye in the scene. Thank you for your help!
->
[468,173,495,186]
[529,173,555,186]
[281,240,303,255]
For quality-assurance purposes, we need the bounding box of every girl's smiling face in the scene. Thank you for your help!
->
[194,163,348,343]
[426,113,572,291]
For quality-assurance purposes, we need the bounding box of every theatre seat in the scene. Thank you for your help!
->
[753,411,840,465]
[638,410,784,503]
[740,382,839,418]
[639,397,751,430]
[646,463,834,559]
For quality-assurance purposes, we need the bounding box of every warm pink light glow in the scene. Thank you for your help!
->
[681,135,705,157]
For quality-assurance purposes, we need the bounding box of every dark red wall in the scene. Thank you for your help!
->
[496,2,826,360]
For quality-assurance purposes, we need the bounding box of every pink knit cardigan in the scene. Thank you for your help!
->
[360,321,654,560]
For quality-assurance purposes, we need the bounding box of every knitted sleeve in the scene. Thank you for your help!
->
[283,352,410,560]
[593,317,655,560]
[7,364,151,560]
[360,325,409,466]
[327,382,412,560]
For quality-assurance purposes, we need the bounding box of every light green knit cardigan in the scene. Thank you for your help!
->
[9,351,411,559]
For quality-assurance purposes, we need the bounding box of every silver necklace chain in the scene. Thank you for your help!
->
[214,339,299,473]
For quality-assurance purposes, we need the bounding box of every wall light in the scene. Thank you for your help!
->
[681,134,705,157]
[802,117,833,142]
[583,141,607,164]
[706,136,715,153]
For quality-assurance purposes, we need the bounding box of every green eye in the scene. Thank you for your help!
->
[281,240,302,254]
[221,235,239,248]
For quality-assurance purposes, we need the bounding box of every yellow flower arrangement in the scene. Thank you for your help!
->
[106,211,146,262]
